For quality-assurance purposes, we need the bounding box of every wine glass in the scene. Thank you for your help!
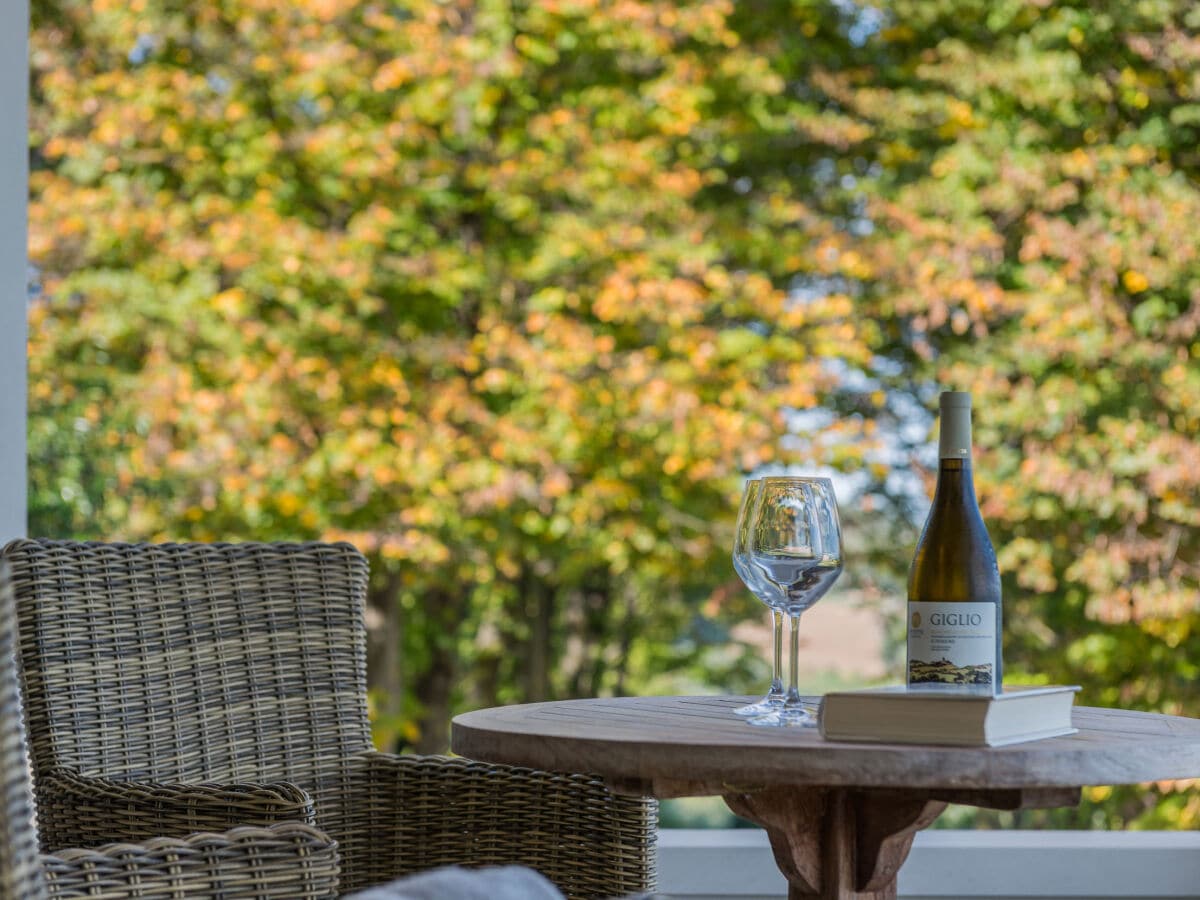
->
[731,479,787,716]
[746,476,843,727]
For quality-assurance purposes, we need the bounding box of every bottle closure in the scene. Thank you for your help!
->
[938,391,972,460]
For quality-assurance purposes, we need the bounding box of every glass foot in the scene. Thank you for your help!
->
[734,693,785,717]
[746,705,817,727]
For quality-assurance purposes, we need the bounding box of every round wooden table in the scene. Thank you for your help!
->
[451,695,1200,900]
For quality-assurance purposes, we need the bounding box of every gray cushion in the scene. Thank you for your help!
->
[343,865,566,900]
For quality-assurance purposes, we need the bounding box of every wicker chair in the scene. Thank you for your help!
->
[4,539,657,899]
[0,558,342,899]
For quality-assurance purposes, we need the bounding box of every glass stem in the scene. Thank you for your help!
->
[770,609,784,695]
[786,613,802,707]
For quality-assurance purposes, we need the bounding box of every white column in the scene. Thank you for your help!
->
[0,0,27,540]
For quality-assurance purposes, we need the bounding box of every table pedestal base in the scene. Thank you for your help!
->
[723,787,943,900]
[719,785,1080,900]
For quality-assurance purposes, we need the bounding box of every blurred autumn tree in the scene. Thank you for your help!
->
[29,0,1200,830]
[28,0,879,753]
[849,0,1200,828]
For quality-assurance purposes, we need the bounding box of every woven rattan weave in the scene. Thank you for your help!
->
[5,539,657,898]
[0,558,341,899]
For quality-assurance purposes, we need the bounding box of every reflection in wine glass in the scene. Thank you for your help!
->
[746,476,843,727]
[731,479,787,717]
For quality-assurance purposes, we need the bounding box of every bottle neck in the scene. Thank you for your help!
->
[936,455,972,479]
[933,456,979,510]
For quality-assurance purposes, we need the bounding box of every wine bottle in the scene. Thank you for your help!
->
[906,391,1003,693]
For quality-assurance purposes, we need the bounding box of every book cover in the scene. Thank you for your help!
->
[818,685,1080,747]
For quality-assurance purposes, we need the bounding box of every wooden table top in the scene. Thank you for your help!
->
[451,695,1200,791]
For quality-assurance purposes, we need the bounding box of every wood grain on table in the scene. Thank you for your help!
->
[452,695,1200,792]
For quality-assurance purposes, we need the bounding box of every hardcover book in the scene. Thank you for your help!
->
[818,685,1080,747]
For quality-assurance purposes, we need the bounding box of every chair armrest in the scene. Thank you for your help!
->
[335,752,656,898]
[36,768,316,850]
[41,822,339,899]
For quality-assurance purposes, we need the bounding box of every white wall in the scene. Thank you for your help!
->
[658,829,1200,899]
[0,0,27,540]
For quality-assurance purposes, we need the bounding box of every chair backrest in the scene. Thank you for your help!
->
[4,539,374,791]
[0,560,50,900]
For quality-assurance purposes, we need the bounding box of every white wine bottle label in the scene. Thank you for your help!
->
[907,601,996,690]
